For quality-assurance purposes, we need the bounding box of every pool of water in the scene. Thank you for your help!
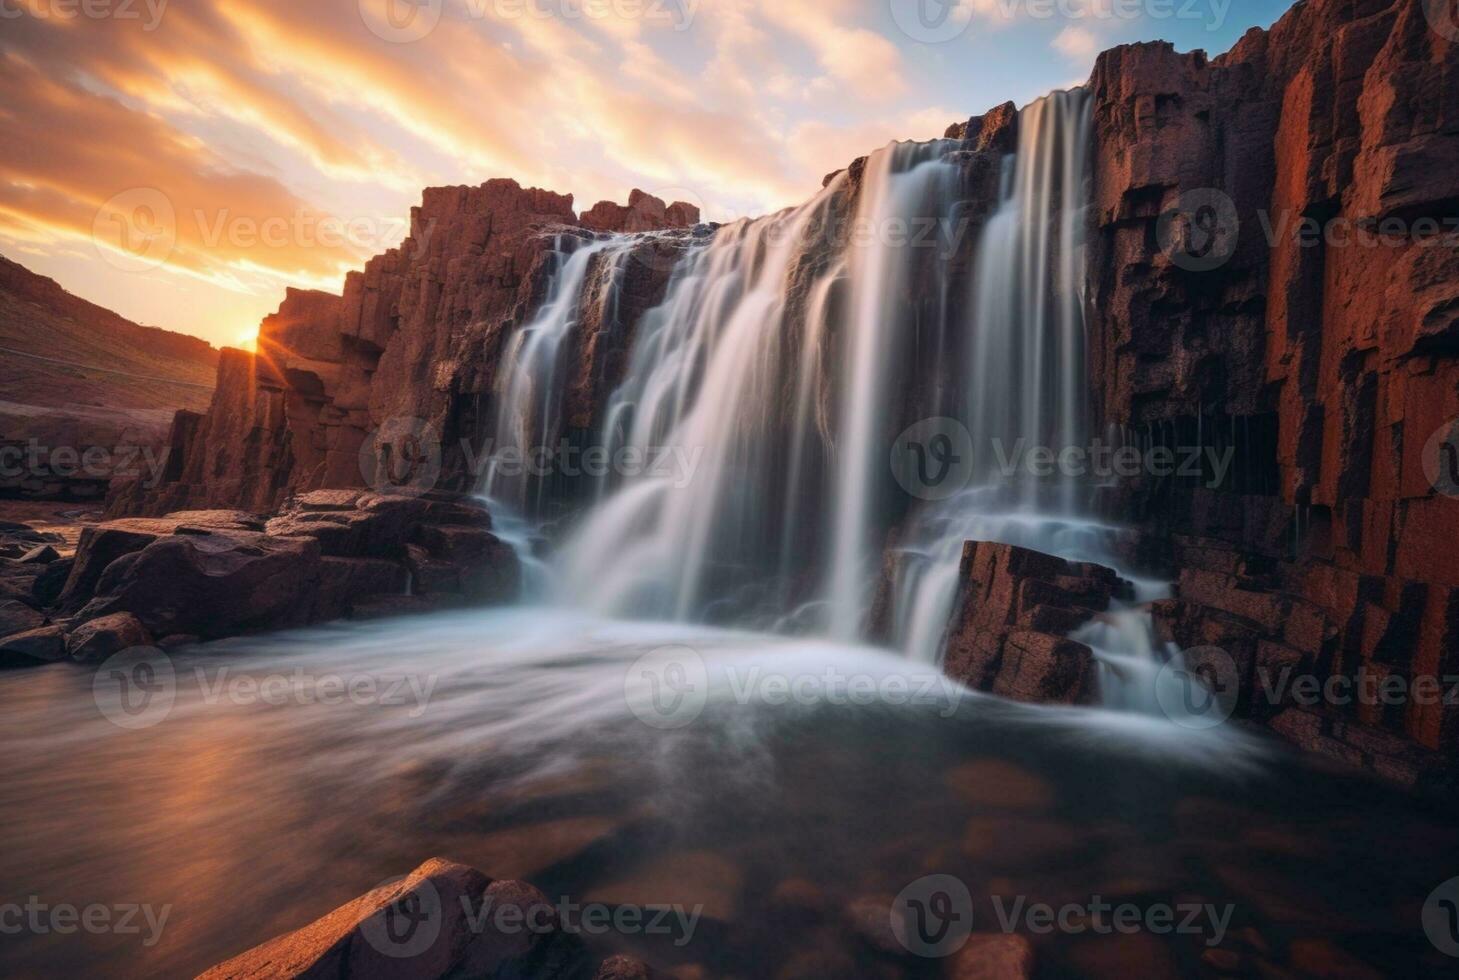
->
[0,608,1453,978]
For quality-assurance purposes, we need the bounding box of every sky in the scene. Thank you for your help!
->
[0,0,1295,349]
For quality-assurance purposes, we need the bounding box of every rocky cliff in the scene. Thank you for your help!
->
[107,186,700,516]
[107,0,1459,785]
[1085,0,1459,787]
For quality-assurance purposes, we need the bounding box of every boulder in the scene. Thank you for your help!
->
[57,522,165,611]
[30,559,73,607]
[948,934,1034,979]
[594,956,661,980]
[199,859,592,980]
[17,544,60,564]
[0,625,68,666]
[66,612,151,663]
[0,598,45,637]
[941,542,1122,705]
[312,557,410,622]
[79,529,323,639]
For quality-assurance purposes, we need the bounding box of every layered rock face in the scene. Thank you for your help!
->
[108,185,700,516]
[1085,0,1459,784]
[942,542,1130,706]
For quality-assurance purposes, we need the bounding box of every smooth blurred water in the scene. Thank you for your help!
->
[0,608,1451,978]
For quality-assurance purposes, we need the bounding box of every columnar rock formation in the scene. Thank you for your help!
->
[1086,0,1459,785]
[108,186,700,516]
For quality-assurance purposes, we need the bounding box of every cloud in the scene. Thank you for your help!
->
[1052,25,1101,60]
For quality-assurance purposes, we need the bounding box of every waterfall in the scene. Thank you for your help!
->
[481,234,634,517]
[482,88,1179,716]
[889,89,1105,663]
[558,140,969,627]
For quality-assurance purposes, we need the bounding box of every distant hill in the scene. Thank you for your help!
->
[0,253,217,413]
[0,254,220,499]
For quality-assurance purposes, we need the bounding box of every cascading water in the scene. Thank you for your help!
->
[558,140,970,629]
[482,234,635,516]
[501,89,1183,717]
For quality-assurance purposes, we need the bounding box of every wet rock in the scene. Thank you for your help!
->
[66,612,151,662]
[30,559,73,607]
[947,933,1034,979]
[594,955,660,980]
[77,529,323,639]
[962,815,1080,871]
[472,816,625,881]
[844,895,907,957]
[17,544,59,564]
[586,851,743,924]
[200,859,498,979]
[0,625,68,665]
[56,522,164,611]
[0,598,45,636]
[941,543,1122,706]
[944,758,1056,811]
